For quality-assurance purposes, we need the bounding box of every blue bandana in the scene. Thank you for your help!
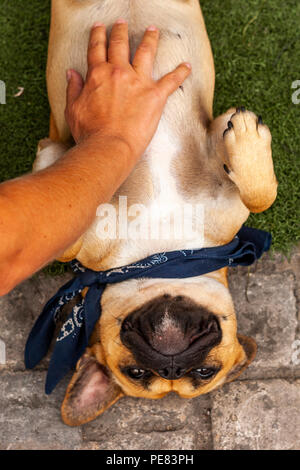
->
[25,225,271,394]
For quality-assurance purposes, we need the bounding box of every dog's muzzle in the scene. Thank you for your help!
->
[120,294,222,380]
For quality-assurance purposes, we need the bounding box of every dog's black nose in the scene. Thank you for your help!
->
[120,295,222,377]
[158,367,186,380]
[149,314,220,357]
[149,320,189,356]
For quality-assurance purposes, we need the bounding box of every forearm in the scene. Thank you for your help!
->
[0,21,190,295]
[0,135,133,294]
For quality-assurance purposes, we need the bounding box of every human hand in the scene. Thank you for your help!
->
[65,19,191,161]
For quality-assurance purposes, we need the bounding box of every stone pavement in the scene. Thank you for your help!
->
[0,250,299,450]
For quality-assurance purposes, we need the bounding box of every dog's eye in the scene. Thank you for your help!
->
[193,367,216,379]
[126,368,147,379]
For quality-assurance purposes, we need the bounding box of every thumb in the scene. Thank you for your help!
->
[66,69,84,108]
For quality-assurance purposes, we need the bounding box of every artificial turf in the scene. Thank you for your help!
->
[0,0,299,277]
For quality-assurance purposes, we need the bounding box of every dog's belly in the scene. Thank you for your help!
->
[48,0,215,140]
[74,118,249,270]
[48,0,249,269]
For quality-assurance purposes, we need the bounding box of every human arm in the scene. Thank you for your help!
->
[0,20,191,295]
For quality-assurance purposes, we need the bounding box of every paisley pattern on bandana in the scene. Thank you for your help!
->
[106,252,169,276]
[56,303,85,342]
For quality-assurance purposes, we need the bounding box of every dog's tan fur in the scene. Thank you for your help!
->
[35,0,277,426]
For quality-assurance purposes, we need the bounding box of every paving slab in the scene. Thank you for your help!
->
[254,249,300,325]
[0,272,72,370]
[82,393,212,450]
[229,267,299,379]
[0,370,212,450]
[80,430,197,451]
[0,371,81,450]
[211,379,300,450]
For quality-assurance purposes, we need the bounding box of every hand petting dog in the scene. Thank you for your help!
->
[0,21,191,295]
[66,20,191,156]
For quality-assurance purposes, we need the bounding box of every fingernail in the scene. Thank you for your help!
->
[184,62,192,69]
[66,70,72,82]
[147,25,157,31]
[116,18,127,24]
[93,22,105,28]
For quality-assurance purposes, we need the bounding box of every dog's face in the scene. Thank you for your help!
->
[61,277,256,426]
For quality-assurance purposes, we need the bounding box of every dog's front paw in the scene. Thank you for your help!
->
[222,108,277,212]
[223,107,272,174]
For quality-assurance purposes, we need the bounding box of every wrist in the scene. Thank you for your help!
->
[71,133,140,202]
[79,132,139,167]
[77,132,142,171]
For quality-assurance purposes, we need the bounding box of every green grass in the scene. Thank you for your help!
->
[0,0,50,180]
[201,0,300,253]
[0,0,299,276]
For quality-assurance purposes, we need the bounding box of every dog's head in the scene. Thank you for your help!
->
[61,276,256,426]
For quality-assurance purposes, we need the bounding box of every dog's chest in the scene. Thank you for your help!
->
[144,120,183,206]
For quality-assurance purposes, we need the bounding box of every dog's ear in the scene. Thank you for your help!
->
[226,334,257,383]
[61,348,123,426]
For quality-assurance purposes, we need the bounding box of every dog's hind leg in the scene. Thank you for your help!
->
[49,111,61,142]
[208,107,278,213]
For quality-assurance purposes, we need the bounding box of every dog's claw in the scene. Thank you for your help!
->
[223,120,234,138]
[241,106,246,112]
[258,115,263,125]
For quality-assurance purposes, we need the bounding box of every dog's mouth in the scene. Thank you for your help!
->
[120,294,222,380]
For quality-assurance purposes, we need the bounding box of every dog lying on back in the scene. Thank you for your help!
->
[33,0,277,426]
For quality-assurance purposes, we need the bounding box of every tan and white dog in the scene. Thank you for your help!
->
[34,0,277,426]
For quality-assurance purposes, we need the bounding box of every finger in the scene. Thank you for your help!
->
[108,19,130,66]
[66,69,84,108]
[132,26,159,77]
[157,63,191,98]
[87,23,107,69]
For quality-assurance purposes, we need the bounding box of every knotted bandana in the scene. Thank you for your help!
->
[25,225,271,394]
